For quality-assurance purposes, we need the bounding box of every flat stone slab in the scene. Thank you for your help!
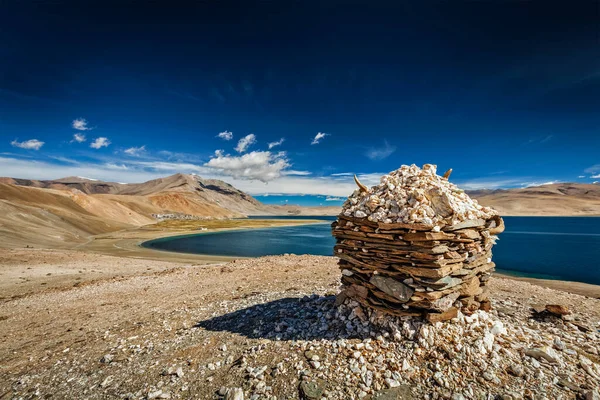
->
[371,385,413,400]
[370,275,414,302]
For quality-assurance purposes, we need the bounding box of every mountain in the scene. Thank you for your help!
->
[0,176,124,194]
[0,173,272,248]
[1,175,598,249]
[0,183,138,248]
[468,183,600,216]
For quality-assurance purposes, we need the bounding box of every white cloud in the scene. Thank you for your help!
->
[105,163,129,170]
[0,156,165,182]
[49,156,80,164]
[235,134,256,153]
[584,164,600,174]
[157,150,203,163]
[325,196,343,201]
[330,172,354,177]
[452,177,567,190]
[232,175,357,196]
[5,151,571,199]
[215,149,224,157]
[129,160,209,173]
[525,181,559,187]
[282,170,312,176]
[268,138,285,149]
[366,140,397,160]
[205,150,289,182]
[523,135,554,146]
[456,178,542,190]
[124,145,146,156]
[0,155,376,196]
[90,137,111,149]
[72,118,92,131]
[217,131,233,141]
[591,174,600,179]
[11,139,44,150]
[578,175,586,178]
[311,132,328,145]
[72,133,86,143]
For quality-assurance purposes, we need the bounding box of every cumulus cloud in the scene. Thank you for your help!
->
[11,139,44,150]
[217,131,233,141]
[268,138,285,149]
[205,150,289,182]
[90,137,111,149]
[235,133,256,153]
[215,149,224,157]
[72,118,92,131]
[311,132,328,145]
[366,140,397,160]
[124,145,146,156]
[72,133,86,143]
[592,174,600,179]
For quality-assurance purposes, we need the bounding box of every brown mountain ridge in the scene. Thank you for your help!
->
[468,183,600,216]
[0,175,598,249]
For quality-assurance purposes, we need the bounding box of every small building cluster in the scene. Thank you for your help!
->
[332,164,504,322]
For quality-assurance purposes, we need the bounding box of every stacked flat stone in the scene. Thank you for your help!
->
[332,164,505,322]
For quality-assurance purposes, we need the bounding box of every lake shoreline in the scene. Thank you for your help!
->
[141,216,600,296]
[3,217,597,301]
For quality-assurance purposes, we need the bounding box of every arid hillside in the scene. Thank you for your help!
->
[1,176,599,249]
[469,183,600,216]
[0,174,271,248]
[0,183,136,248]
[282,183,600,217]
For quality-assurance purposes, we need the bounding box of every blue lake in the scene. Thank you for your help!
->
[143,216,600,285]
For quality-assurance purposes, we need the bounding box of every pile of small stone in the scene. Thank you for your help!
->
[342,164,497,227]
[213,293,600,400]
[333,164,505,322]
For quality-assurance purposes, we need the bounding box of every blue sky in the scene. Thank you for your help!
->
[1,1,599,205]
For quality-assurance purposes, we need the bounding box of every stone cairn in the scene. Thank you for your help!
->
[332,164,505,322]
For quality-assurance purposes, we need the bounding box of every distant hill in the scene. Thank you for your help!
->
[1,175,598,248]
[0,176,124,194]
[0,173,269,214]
[0,173,334,248]
[468,183,600,216]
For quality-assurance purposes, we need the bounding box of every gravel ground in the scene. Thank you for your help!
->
[0,251,599,399]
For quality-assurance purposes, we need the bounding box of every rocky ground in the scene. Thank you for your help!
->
[1,251,599,399]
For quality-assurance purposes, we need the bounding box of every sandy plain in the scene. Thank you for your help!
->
[0,218,599,399]
[0,249,599,399]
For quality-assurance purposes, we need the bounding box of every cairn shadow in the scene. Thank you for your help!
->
[195,295,364,341]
